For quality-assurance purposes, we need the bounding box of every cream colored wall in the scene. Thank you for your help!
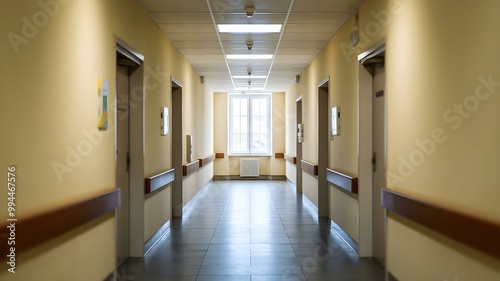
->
[384,0,500,279]
[213,92,286,176]
[213,92,229,174]
[285,0,500,279]
[0,0,212,279]
[303,173,318,206]
[144,188,171,242]
[285,83,299,184]
[285,0,360,217]
[181,78,214,211]
[329,186,359,242]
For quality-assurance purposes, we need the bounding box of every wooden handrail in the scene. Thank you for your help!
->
[382,188,500,259]
[275,153,285,159]
[326,168,358,194]
[0,189,120,256]
[284,154,297,164]
[199,153,216,168]
[301,160,318,176]
[183,160,199,176]
[215,153,225,159]
[145,169,175,194]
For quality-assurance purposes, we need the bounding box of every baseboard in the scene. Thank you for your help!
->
[144,220,171,255]
[388,271,398,281]
[302,194,319,217]
[183,178,213,215]
[213,175,286,181]
[329,219,359,254]
[103,259,131,281]
[286,178,296,191]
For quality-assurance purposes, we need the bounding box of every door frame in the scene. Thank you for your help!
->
[296,96,303,194]
[357,42,386,257]
[171,76,183,217]
[114,55,132,267]
[317,77,330,218]
[115,39,145,257]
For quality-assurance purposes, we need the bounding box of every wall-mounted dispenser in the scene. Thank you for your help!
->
[186,135,193,162]
[331,106,340,136]
[160,107,169,136]
[297,123,304,143]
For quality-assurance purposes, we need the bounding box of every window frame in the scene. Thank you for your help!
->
[228,94,272,156]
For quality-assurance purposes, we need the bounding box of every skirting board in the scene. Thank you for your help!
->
[213,175,286,181]
[144,220,171,255]
[302,194,319,217]
[287,178,296,191]
[330,219,359,254]
[183,179,213,215]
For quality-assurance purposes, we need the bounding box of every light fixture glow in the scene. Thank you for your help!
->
[218,24,282,33]
[226,54,273,60]
[232,75,267,79]
[235,87,264,91]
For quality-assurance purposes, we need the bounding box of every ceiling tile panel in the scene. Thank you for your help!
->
[291,0,363,13]
[213,13,287,24]
[167,33,219,41]
[284,24,342,33]
[219,33,281,42]
[139,0,357,92]
[287,13,350,24]
[281,32,334,42]
[159,24,216,33]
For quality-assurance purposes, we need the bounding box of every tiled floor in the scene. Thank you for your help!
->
[122,180,385,281]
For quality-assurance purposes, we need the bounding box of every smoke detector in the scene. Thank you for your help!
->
[245,6,255,18]
[246,40,254,51]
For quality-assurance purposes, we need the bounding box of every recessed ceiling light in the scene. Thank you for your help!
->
[232,75,267,79]
[226,54,273,60]
[235,87,264,91]
[218,24,282,33]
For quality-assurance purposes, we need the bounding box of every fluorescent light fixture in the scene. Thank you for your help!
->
[226,54,273,60]
[232,75,267,79]
[218,24,282,33]
[235,87,264,91]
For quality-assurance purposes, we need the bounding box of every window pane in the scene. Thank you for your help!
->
[229,95,270,155]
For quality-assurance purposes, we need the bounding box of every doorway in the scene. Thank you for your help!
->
[371,52,386,265]
[171,80,183,217]
[115,49,141,264]
[359,46,387,264]
[296,97,303,194]
[318,80,329,218]
[115,41,145,257]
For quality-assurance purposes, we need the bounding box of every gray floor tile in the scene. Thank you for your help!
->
[121,180,384,280]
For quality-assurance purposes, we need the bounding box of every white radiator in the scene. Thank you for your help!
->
[240,158,259,178]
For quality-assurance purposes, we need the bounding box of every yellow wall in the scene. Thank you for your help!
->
[385,0,500,279]
[285,0,362,238]
[285,83,299,185]
[0,0,213,279]
[214,92,286,176]
[286,0,500,279]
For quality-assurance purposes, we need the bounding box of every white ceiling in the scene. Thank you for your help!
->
[137,0,363,93]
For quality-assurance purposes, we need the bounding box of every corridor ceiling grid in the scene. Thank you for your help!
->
[137,0,363,93]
